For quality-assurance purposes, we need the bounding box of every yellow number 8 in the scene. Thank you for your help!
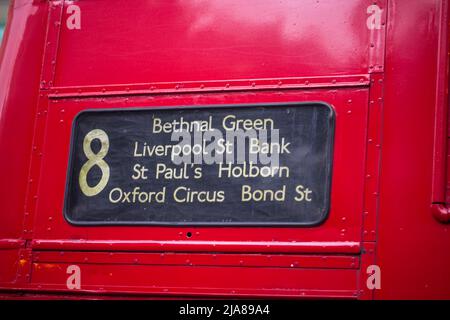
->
[79,129,110,197]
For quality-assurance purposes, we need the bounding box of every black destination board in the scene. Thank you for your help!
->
[64,102,334,225]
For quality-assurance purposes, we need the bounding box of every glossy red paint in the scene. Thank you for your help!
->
[0,0,448,299]
[376,0,450,299]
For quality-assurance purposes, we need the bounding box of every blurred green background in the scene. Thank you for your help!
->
[0,0,9,42]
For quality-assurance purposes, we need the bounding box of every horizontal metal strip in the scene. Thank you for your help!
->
[0,239,26,249]
[31,240,360,254]
[0,286,358,299]
[47,75,370,99]
[32,251,359,269]
[28,263,358,298]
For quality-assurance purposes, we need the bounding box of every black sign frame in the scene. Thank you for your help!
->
[63,102,335,227]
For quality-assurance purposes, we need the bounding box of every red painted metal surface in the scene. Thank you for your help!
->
[31,239,361,254]
[375,0,450,299]
[0,0,449,299]
[431,0,450,223]
[33,88,368,245]
[50,0,374,87]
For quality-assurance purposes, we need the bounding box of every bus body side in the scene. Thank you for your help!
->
[0,0,449,299]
